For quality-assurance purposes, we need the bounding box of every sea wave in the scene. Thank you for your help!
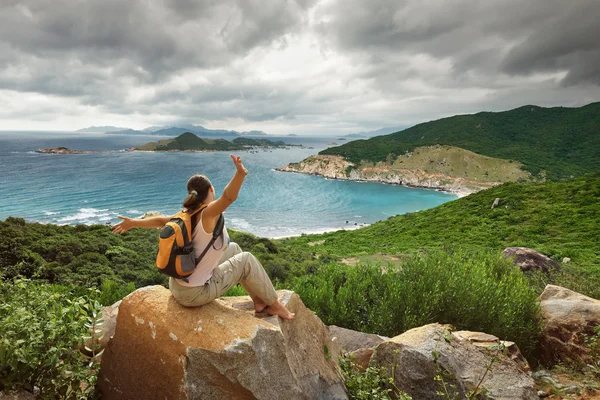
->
[44,211,60,215]
[56,208,118,224]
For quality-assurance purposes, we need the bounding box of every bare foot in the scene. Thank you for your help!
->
[266,299,295,320]
[254,301,268,313]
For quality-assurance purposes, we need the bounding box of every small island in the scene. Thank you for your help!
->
[134,132,292,152]
[36,147,90,154]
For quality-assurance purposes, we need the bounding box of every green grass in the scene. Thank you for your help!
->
[321,102,600,180]
[293,250,542,359]
[284,175,600,298]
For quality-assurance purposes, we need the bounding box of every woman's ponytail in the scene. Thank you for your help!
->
[183,175,211,211]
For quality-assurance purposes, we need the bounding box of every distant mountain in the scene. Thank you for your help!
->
[240,130,268,136]
[76,126,130,133]
[80,123,265,137]
[107,129,147,135]
[142,126,168,132]
[344,126,408,139]
[321,102,600,181]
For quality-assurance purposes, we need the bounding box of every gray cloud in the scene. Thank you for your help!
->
[0,0,598,133]
[318,0,600,86]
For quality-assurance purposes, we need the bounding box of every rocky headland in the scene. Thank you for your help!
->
[35,147,91,154]
[277,146,533,196]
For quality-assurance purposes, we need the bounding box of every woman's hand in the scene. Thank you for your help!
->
[112,216,135,235]
[230,154,248,176]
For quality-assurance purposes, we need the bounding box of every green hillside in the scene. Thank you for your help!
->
[286,175,600,295]
[320,102,600,180]
[232,137,287,147]
[135,132,244,151]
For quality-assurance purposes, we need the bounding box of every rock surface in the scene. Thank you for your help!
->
[502,247,561,273]
[453,331,530,373]
[98,286,347,400]
[538,285,600,365]
[328,325,388,353]
[277,146,531,195]
[370,323,536,400]
[35,147,88,154]
[0,391,36,400]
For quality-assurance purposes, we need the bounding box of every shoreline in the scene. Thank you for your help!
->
[274,168,469,198]
[266,224,369,240]
[10,216,371,240]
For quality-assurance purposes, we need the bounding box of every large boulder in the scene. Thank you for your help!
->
[453,331,530,373]
[370,324,536,400]
[328,325,389,372]
[328,325,388,353]
[538,285,600,365]
[502,247,560,273]
[98,286,347,400]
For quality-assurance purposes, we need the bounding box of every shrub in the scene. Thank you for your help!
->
[340,356,412,400]
[0,278,102,399]
[292,249,542,360]
[98,279,136,306]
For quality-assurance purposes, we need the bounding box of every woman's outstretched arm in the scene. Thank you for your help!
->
[112,215,172,235]
[204,154,248,219]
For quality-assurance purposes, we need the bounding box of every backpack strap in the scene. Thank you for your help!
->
[193,209,225,265]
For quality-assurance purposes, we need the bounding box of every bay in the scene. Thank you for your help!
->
[0,131,457,237]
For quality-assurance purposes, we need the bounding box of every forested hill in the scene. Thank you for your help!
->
[320,102,600,180]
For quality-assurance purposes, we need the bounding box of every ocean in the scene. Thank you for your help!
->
[0,131,457,238]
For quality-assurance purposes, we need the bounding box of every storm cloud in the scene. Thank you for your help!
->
[0,0,598,133]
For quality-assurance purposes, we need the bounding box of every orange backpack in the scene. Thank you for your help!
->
[156,205,224,282]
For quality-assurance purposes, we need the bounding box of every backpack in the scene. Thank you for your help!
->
[156,205,224,282]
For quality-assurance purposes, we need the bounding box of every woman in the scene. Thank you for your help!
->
[112,154,294,320]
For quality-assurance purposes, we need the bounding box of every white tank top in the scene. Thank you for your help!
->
[175,213,230,287]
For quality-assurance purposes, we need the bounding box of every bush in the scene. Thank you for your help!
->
[292,249,542,360]
[0,278,102,399]
[98,279,136,306]
[340,356,412,400]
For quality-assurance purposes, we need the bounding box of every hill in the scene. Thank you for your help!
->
[321,102,600,181]
[284,175,600,297]
[135,132,290,151]
[76,126,129,133]
[232,137,287,147]
[135,132,244,151]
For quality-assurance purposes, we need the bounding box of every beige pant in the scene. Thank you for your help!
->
[169,242,278,307]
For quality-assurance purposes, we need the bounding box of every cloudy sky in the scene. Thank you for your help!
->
[1,0,599,135]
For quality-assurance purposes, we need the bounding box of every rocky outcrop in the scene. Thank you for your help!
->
[35,147,89,154]
[328,325,389,372]
[276,152,513,196]
[502,247,561,273]
[538,285,600,365]
[98,286,347,400]
[453,331,530,373]
[370,323,536,400]
[328,325,388,353]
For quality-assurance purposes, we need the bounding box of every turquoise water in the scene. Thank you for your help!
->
[0,131,456,237]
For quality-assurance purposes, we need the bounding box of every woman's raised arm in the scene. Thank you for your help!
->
[204,154,248,219]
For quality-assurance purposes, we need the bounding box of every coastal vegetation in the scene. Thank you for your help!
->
[134,132,290,151]
[320,102,600,180]
[1,175,599,395]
